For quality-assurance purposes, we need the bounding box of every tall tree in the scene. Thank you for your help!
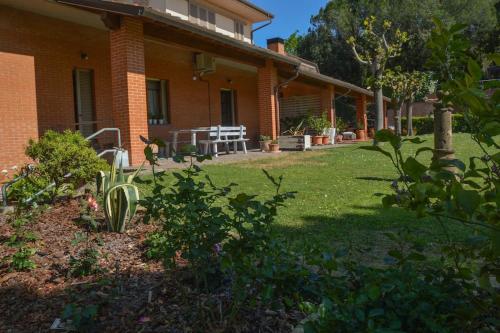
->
[347,16,408,131]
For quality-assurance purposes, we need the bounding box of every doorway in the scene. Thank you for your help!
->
[220,89,236,126]
[73,68,96,138]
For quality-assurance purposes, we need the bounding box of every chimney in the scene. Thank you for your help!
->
[267,38,285,55]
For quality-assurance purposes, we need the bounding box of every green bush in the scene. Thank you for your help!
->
[25,130,108,201]
[401,114,470,135]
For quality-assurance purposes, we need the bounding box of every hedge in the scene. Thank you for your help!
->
[401,114,470,135]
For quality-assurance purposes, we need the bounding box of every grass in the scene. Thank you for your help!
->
[138,133,483,260]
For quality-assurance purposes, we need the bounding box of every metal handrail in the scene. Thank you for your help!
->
[86,127,121,148]
[1,128,122,207]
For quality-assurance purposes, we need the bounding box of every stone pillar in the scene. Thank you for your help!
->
[321,85,335,127]
[110,17,148,165]
[257,59,278,139]
[383,100,388,129]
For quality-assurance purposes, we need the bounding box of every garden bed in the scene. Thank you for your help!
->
[0,200,301,332]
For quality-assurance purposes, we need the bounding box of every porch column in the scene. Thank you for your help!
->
[110,17,148,165]
[321,85,335,127]
[383,100,388,129]
[356,94,368,138]
[257,59,278,139]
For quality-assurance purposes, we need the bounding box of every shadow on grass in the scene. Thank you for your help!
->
[355,176,394,182]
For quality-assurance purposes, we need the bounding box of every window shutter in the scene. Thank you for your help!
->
[208,11,216,30]
[189,3,198,23]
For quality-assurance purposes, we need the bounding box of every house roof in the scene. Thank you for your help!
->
[56,0,389,102]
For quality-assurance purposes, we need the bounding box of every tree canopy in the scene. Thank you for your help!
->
[295,0,498,86]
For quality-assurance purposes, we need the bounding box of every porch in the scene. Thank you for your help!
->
[0,0,386,171]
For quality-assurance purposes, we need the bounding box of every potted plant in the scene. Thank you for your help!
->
[268,139,280,153]
[355,120,366,141]
[308,114,329,145]
[335,117,346,143]
[259,135,272,152]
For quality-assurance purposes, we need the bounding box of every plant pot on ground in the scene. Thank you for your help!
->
[355,129,366,141]
[336,134,344,143]
[258,135,271,152]
[307,113,331,146]
[322,136,329,145]
[312,135,323,145]
[268,140,280,153]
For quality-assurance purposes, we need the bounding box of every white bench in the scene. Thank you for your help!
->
[199,125,249,157]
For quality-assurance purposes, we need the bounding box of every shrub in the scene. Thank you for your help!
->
[25,130,108,201]
[401,114,470,135]
[141,148,295,292]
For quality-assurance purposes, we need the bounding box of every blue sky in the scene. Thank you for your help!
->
[250,0,327,47]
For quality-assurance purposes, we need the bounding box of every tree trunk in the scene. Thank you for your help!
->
[433,105,454,162]
[374,88,384,131]
[406,103,413,136]
[395,104,402,136]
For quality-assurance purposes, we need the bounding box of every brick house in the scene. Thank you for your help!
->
[0,0,389,171]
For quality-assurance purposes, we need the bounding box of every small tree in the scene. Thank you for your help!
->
[404,71,434,136]
[383,70,434,136]
[347,16,408,132]
[382,69,407,136]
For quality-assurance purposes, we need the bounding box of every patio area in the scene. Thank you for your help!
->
[137,141,357,172]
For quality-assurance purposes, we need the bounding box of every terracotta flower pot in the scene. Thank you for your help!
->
[322,136,329,145]
[268,143,280,153]
[259,140,271,152]
[335,134,343,143]
[355,129,366,141]
[312,136,323,145]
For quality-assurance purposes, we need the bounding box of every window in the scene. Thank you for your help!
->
[73,68,96,137]
[146,79,169,125]
[234,20,245,40]
[189,2,216,30]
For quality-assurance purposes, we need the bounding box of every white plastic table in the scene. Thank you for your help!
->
[170,127,212,152]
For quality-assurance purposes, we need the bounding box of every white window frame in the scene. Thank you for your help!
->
[189,2,216,31]
[234,20,245,40]
[146,78,169,125]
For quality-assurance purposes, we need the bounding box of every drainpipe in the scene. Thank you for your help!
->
[251,15,273,43]
[274,66,300,136]
[197,73,213,126]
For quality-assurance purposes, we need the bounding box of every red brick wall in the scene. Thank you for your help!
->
[0,52,38,179]
[257,60,278,139]
[0,6,113,173]
[321,85,335,126]
[110,17,149,165]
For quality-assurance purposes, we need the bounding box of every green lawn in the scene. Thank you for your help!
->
[139,133,482,260]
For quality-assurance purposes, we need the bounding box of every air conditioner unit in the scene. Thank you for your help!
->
[195,53,216,74]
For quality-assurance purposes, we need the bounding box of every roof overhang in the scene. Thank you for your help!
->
[55,0,389,102]
[204,0,274,22]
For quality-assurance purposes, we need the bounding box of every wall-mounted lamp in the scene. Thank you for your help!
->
[80,52,89,60]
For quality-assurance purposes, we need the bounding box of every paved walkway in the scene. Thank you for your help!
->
[136,142,359,172]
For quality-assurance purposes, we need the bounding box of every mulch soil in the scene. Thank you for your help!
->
[0,200,301,333]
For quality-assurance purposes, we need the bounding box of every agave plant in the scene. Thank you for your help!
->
[96,153,143,233]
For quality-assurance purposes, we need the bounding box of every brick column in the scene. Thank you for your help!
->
[321,85,335,127]
[383,100,388,129]
[356,95,367,131]
[257,59,278,139]
[110,17,148,165]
